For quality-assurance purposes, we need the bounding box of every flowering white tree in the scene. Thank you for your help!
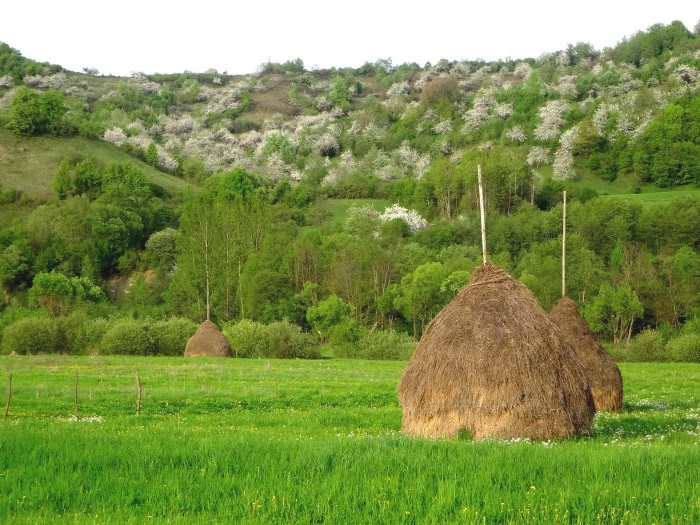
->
[534,100,569,141]
[493,103,513,119]
[387,81,411,96]
[0,75,13,88]
[554,75,578,98]
[433,119,453,135]
[513,62,533,80]
[552,126,578,180]
[526,146,550,167]
[505,126,527,142]
[103,127,127,146]
[379,204,428,232]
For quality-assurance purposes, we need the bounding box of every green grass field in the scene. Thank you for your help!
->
[1,357,698,524]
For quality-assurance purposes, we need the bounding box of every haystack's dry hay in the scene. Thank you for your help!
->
[184,320,232,357]
[398,263,595,440]
[550,296,623,413]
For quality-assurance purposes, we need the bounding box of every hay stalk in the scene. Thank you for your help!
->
[135,372,143,416]
[4,374,11,419]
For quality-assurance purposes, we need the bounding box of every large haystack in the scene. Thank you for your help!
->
[184,320,232,357]
[398,263,595,440]
[550,296,623,412]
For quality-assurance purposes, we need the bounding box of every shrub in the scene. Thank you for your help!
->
[666,334,700,362]
[628,329,667,362]
[1,317,63,354]
[223,319,272,358]
[73,318,111,355]
[100,319,155,355]
[267,320,320,359]
[151,318,197,356]
[336,329,416,360]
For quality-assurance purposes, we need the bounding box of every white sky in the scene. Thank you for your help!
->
[1,1,698,76]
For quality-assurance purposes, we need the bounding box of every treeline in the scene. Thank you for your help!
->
[1,161,699,360]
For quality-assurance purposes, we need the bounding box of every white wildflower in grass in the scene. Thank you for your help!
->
[433,119,453,135]
[513,62,533,80]
[380,204,428,232]
[65,415,104,423]
[0,75,13,87]
[103,127,127,146]
[526,146,550,167]
[478,141,493,151]
[505,126,527,142]
[534,99,569,141]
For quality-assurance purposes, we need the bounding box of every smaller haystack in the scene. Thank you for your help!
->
[398,263,595,440]
[184,320,232,357]
[550,297,623,412]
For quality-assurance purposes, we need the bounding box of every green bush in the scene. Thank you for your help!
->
[73,318,111,355]
[629,330,667,362]
[335,329,416,360]
[223,319,272,358]
[267,320,320,359]
[151,318,197,356]
[1,317,63,354]
[666,334,700,362]
[100,319,155,355]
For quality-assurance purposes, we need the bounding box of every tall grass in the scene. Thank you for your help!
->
[1,357,699,524]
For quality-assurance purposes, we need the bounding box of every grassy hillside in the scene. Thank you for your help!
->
[0,127,190,200]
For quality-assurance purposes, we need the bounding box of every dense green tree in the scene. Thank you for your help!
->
[6,87,68,136]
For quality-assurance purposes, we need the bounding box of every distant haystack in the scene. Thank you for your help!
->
[550,296,623,412]
[184,320,232,357]
[398,263,595,440]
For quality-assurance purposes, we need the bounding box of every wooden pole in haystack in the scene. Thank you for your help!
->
[4,374,11,419]
[135,372,143,416]
[74,371,79,419]
[477,164,487,265]
[562,191,567,298]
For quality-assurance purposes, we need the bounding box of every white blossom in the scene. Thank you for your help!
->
[129,73,161,94]
[103,127,127,146]
[552,147,576,180]
[555,51,570,68]
[554,75,578,98]
[379,204,428,232]
[156,145,179,171]
[534,100,569,141]
[674,65,700,86]
[387,81,411,96]
[505,126,527,142]
[513,62,533,80]
[478,141,493,151]
[493,103,513,119]
[0,75,13,88]
[526,146,550,167]
[433,119,453,135]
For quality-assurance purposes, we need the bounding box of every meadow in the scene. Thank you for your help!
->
[1,357,699,524]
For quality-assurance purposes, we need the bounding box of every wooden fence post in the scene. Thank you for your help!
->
[4,374,11,419]
[74,371,79,420]
[135,372,143,416]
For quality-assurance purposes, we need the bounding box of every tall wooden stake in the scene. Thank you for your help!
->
[562,190,567,298]
[135,372,143,416]
[477,164,487,265]
[4,374,11,419]
[74,371,79,419]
